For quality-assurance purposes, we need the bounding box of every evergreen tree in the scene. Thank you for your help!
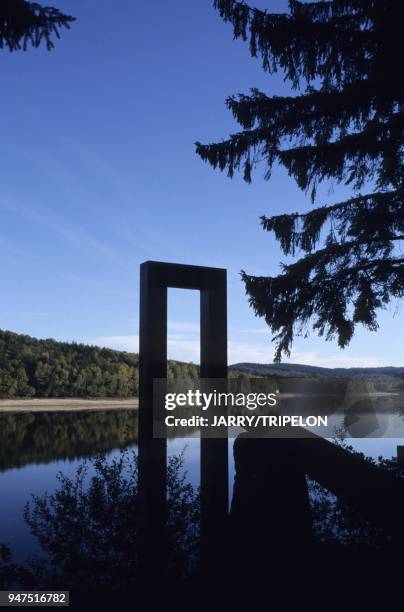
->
[0,0,74,52]
[196,0,404,361]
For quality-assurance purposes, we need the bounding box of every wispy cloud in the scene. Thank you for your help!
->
[94,335,139,353]
[93,333,200,363]
[92,333,261,366]
[167,321,199,334]
[0,235,43,270]
[1,198,130,271]
[3,311,54,318]
[287,350,387,369]
[231,327,270,335]
[93,333,389,370]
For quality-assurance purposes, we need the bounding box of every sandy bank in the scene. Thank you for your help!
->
[0,398,138,413]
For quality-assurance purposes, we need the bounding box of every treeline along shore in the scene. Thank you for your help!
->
[0,329,198,399]
[0,329,280,402]
[1,329,402,402]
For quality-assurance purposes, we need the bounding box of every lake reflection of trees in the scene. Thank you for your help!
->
[0,411,139,471]
[0,444,402,601]
[1,389,402,471]
[0,409,201,472]
[0,451,200,598]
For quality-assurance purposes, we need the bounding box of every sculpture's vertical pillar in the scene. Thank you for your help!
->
[138,261,228,580]
[200,268,228,573]
[139,262,168,579]
[398,445,404,468]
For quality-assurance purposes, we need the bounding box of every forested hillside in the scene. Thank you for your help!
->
[0,330,199,399]
[231,363,404,380]
[2,330,401,400]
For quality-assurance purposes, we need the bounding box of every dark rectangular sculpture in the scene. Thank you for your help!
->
[398,445,404,468]
[139,260,228,578]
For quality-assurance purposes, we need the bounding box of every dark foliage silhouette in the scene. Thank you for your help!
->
[0,450,200,592]
[310,442,403,548]
[0,0,74,51]
[0,446,402,593]
[196,0,404,361]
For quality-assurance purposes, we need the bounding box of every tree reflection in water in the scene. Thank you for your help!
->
[0,450,200,592]
[0,439,402,596]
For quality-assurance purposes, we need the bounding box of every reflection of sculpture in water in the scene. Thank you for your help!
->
[229,423,404,590]
[228,397,314,580]
[229,433,314,580]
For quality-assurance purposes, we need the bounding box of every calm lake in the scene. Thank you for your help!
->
[0,409,402,564]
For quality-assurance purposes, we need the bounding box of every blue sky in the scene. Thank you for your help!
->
[1,0,402,367]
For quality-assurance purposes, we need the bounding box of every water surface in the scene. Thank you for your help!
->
[0,409,401,563]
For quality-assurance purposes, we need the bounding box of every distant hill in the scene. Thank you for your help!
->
[230,362,404,380]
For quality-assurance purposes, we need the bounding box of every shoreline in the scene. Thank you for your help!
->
[0,398,139,413]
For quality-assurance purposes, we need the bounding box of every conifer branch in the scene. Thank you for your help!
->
[261,190,404,255]
[0,1,75,52]
[200,1,404,359]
